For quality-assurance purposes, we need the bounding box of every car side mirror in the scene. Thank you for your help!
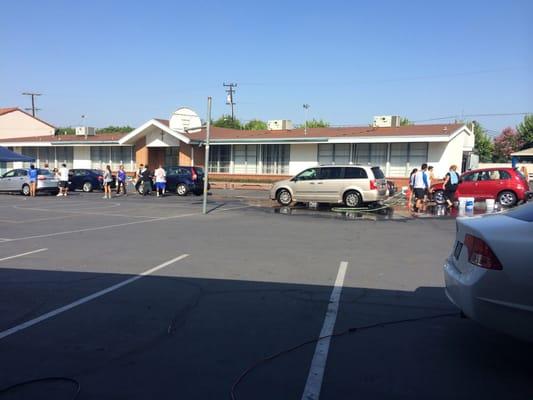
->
[291,177,298,182]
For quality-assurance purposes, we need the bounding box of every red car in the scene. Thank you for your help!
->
[432,167,531,207]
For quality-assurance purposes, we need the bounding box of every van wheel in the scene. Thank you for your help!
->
[344,190,362,207]
[82,181,93,192]
[277,189,292,206]
[177,184,188,196]
[498,191,517,207]
[22,184,30,196]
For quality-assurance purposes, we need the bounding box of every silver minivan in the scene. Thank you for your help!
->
[270,165,388,207]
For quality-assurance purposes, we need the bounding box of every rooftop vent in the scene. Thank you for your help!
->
[372,115,400,128]
[267,120,293,131]
[75,126,96,136]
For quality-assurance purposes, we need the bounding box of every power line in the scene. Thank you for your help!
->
[223,82,237,121]
[21,92,42,117]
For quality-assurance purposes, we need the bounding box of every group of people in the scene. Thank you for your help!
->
[27,163,70,197]
[133,164,167,197]
[408,163,460,212]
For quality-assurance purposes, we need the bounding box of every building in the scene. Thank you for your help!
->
[0,108,475,183]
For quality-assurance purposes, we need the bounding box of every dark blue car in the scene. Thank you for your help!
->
[68,169,116,192]
[164,166,207,196]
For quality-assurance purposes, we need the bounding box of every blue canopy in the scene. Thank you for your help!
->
[0,146,35,162]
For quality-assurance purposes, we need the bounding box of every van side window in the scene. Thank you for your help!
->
[319,167,342,180]
[343,167,367,179]
[296,168,319,181]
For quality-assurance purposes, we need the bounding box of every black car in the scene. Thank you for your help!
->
[68,169,116,192]
[164,166,207,196]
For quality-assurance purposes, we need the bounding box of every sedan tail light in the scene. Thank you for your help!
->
[463,234,502,270]
[37,175,46,180]
[191,168,198,181]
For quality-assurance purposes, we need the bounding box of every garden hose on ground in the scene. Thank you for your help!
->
[331,191,406,213]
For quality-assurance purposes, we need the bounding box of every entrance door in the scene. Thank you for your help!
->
[148,148,165,169]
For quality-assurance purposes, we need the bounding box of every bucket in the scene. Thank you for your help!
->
[486,198,495,212]
[458,197,467,209]
[465,197,475,211]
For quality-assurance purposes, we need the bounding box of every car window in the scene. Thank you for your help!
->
[295,168,318,181]
[370,167,385,179]
[462,172,478,182]
[2,170,16,178]
[344,167,368,179]
[497,170,511,180]
[16,170,28,177]
[320,167,342,180]
[38,169,53,176]
[74,170,88,176]
[179,168,192,176]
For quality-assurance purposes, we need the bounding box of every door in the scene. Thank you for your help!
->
[292,168,321,201]
[316,167,343,202]
[13,169,28,191]
[457,171,490,200]
[0,170,17,191]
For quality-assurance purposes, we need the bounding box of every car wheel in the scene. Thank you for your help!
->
[22,184,30,196]
[433,190,446,205]
[276,189,292,206]
[82,181,93,192]
[498,191,517,207]
[176,184,188,196]
[344,190,362,207]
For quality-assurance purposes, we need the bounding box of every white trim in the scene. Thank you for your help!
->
[118,119,191,145]
[328,135,452,144]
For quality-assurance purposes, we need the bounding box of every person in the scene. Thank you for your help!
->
[28,164,38,197]
[442,165,459,208]
[407,168,418,211]
[425,165,435,204]
[140,164,152,196]
[116,165,127,196]
[134,163,144,194]
[154,164,166,197]
[520,165,530,185]
[57,163,69,197]
[102,165,113,199]
[412,163,429,212]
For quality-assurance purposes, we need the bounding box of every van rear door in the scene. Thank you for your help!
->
[371,167,387,195]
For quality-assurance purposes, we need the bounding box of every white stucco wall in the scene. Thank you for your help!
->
[73,146,91,168]
[289,144,318,175]
[0,110,55,138]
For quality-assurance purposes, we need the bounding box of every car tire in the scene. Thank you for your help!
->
[344,190,362,208]
[276,189,292,206]
[22,184,30,196]
[82,181,93,192]
[433,190,446,205]
[498,190,517,207]
[177,184,188,196]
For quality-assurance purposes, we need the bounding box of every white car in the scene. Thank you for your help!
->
[444,202,533,342]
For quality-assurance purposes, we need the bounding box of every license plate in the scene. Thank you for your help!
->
[454,241,463,259]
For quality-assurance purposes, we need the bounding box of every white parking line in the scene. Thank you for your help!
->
[0,253,189,340]
[0,248,48,262]
[301,261,348,400]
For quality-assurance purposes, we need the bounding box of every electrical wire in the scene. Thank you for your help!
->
[0,377,80,399]
[230,311,459,400]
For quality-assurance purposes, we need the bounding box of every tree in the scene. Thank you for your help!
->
[55,127,76,135]
[299,119,330,128]
[400,117,412,126]
[243,119,267,130]
[493,127,524,162]
[472,121,494,162]
[97,126,134,133]
[517,114,533,149]
[212,115,242,129]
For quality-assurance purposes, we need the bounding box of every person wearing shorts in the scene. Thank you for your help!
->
[154,164,166,197]
[28,164,38,197]
[412,163,429,212]
[57,163,69,197]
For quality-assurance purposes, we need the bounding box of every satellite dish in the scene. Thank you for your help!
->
[169,107,202,133]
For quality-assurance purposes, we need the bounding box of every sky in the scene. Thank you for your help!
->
[1,0,532,135]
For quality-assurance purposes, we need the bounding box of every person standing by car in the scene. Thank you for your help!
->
[140,164,152,196]
[102,165,113,199]
[442,164,459,208]
[407,168,418,211]
[134,163,144,194]
[28,164,38,197]
[413,163,429,212]
[116,165,127,196]
[57,163,69,197]
[154,164,166,197]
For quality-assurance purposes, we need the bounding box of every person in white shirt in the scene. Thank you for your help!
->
[57,163,69,197]
[154,165,166,197]
[412,163,429,212]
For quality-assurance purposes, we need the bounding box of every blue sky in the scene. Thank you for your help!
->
[1,0,532,135]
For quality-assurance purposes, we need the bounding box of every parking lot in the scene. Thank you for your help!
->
[0,190,532,399]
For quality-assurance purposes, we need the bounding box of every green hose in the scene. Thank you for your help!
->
[331,204,390,213]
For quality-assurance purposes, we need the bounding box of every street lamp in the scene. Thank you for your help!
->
[303,104,310,135]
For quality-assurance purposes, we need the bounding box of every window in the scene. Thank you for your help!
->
[369,144,387,168]
[389,143,408,177]
[371,167,385,179]
[296,168,319,180]
[209,145,231,173]
[111,146,131,169]
[408,143,428,168]
[354,143,370,164]
[320,167,343,179]
[497,170,511,180]
[262,144,290,174]
[164,147,179,166]
[3,170,16,178]
[55,147,74,169]
[462,172,478,182]
[91,146,109,169]
[343,167,367,179]
[317,144,351,165]
[234,144,258,174]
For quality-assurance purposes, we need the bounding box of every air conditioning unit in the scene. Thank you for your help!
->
[75,126,96,136]
[267,119,293,131]
[373,115,401,128]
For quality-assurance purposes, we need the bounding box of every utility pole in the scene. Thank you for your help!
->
[202,96,212,215]
[223,83,237,120]
[303,104,310,135]
[22,92,42,117]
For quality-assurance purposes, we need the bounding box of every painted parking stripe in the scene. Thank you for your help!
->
[301,261,348,400]
[0,253,189,340]
[0,248,48,262]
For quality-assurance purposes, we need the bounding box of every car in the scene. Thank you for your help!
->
[444,202,533,342]
[432,167,531,207]
[270,165,388,207]
[0,168,59,196]
[68,169,116,192]
[144,166,207,196]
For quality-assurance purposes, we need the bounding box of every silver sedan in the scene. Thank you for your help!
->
[0,168,59,196]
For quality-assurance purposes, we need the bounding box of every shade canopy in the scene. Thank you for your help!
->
[0,146,35,162]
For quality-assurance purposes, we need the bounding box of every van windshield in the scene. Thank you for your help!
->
[371,167,385,179]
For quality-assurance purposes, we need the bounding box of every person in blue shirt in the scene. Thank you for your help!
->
[442,165,459,208]
[28,164,38,197]
[116,164,127,196]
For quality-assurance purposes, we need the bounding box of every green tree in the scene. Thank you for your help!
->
[243,119,267,130]
[472,121,494,162]
[517,114,533,149]
[97,125,134,133]
[212,115,242,129]
[300,119,330,128]
[55,127,76,135]
[400,117,412,126]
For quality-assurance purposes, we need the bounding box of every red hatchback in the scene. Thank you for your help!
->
[432,167,531,207]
